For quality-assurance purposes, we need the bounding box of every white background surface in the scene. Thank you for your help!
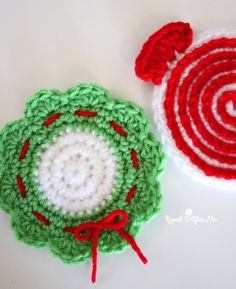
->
[1,1,236,289]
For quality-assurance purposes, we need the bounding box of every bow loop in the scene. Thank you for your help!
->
[101,209,129,230]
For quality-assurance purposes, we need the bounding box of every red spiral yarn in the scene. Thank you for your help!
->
[136,22,236,187]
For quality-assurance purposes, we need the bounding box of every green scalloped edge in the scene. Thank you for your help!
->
[0,83,166,264]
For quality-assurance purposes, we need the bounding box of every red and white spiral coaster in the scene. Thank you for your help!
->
[135,22,236,189]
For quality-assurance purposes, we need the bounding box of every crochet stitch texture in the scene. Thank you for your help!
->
[135,21,236,189]
[0,83,165,282]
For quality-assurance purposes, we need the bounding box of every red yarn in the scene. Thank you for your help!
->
[64,210,147,283]
[217,91,236,126]
[135,22,193,85]
[126,185,137,202]
[135,22,236,180]
[19,140,30,160]
[110,121,127,137]
[16,176,27,198]
[33,212,50,225]
[131,149,139,169]
[44,113,61,126]
[75,110,97,117]
[164,38,236,179]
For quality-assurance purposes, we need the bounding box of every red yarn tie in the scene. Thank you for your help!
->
[64,210,147,283]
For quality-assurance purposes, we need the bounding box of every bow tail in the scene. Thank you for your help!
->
[91,230,100,283]
[119,229,148,264]
[90,229,147,283]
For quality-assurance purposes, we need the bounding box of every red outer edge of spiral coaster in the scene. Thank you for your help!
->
[135,21,193,85]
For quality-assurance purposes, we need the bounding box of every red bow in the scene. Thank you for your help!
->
[64,210,147,283]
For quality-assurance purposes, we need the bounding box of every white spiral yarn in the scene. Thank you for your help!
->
[34,128,117,214]
[153,30,236,190]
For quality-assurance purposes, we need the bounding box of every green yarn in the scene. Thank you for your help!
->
[0,83,165,264]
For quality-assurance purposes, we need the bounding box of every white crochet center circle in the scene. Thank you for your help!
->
[35,129,117,214]
[153,30,236,190]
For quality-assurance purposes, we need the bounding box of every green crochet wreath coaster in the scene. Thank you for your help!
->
[0,83,165,283]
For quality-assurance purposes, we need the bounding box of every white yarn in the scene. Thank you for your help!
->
[34,128,117,214]
[211,82,236,133]
[153,30,236,190]
[226,100,236,117]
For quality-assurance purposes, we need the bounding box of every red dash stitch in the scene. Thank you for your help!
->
[131,149,139,169]
[44,113,61,126]
[126,185,137,202]
[75,110,97,117]
[19,140,30,160]
[110,121,127,137]
[33,212,50,225]
[17,176,27,198]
